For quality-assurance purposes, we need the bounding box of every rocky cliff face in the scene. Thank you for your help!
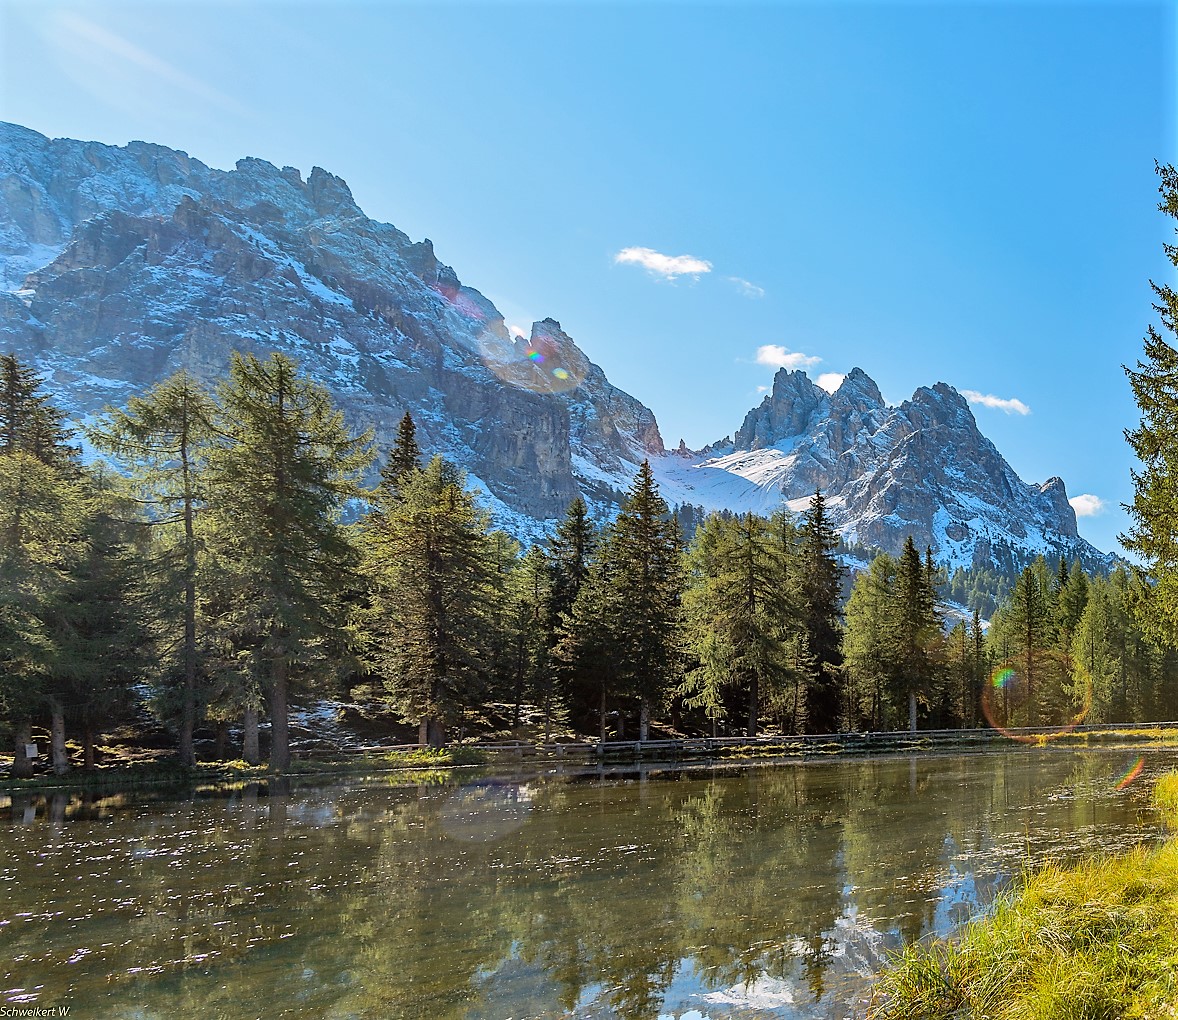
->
[0,121,1104,569]
[654,367,1108,571]
[0,121,660,532]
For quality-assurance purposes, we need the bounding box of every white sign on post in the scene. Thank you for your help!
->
[24,744,38,759]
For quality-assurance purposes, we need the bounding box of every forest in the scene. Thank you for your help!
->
[3,345,1176,778]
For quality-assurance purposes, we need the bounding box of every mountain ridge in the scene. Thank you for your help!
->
[0,121,1109,571]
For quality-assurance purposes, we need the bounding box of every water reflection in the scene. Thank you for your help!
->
[0,750,1165,1019]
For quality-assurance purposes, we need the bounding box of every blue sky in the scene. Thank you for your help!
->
[1,0,1175,555]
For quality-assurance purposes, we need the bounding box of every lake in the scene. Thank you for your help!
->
[1,747,1169,1019]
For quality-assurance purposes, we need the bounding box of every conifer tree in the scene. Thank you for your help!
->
[681,512,794,736]
[1123,163,1178,644]
[548,496,597,626]
[843,553,897,729]
[363,455,495,746]
[797,489,844,733]
[380,411,422,498]
[208,352,373,770]
[892,536,942,732]
[601,461,683,740]
[87,370,216,765]
[0,356,82,776]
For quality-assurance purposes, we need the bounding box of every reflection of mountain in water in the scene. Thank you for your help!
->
[2,751,1164,1018]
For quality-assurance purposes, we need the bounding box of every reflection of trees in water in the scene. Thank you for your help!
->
[3,755,1151,1019]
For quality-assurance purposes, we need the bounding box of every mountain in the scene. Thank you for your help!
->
[0,122,1108,571]
[652,367,1111,573]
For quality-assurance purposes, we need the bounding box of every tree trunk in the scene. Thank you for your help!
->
[269,658,290,772]
[50,699,69,776]
[214,719,229,761]
[427,719,445,749]
[617,712,625,740]
[243,706,260,765]
[83,723,96,769]
[418,718,429,746]
[12,718,34,779]
[747,674,760,738]
[599,685,607,742]
[639,698,651,742]
[179,455,198,768]
[908,690,918,733]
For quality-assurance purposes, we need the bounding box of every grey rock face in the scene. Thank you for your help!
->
[0,122,660,527]
[0,121,1105,570]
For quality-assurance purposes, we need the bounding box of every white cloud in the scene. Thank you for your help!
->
[614,246,712,279]
[728,277,765,299]
[961,389,1032,416]
[508,323,529,339]
[1069,494,1106,517]
[755,385,770,394]
[755,345,822,370]
[816,373,846,393]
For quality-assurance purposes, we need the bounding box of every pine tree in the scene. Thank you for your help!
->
[548,496,597,626]
[87,370,217,765]
[208,352,373,770]
[797,489,844,733]
[1001,566,1051,726]
[362,455,496,746]
[1124,163,1178,644]
[0,353,76,469]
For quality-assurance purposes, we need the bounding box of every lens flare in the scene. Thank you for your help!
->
[979,663,1092,743]
[478,319,589,395]
[1116,756,1145,791]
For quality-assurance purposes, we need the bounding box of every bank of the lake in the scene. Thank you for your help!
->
[868,771,1178,1019]
[1,746,1169,1019]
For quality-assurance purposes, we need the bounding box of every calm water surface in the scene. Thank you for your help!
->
[0,748,1169,1019]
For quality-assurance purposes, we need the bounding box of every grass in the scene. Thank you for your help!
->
[384,746,487,768]
[867,774,1178,1020]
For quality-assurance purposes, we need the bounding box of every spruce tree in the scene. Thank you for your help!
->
[208,352,373,770]
[380,411,423,498]
[892,536,942,732]
[797,489,844,733]
[1124,163,1178,644]
[363,455,496,746]
[600,461,683,741]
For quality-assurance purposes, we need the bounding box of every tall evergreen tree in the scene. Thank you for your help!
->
[797,489,844,733]
[892,536,942,732]
[602,461,683,741]
[843,553,897,730]
[0,356,82,776]
[1123,163,1178,644]
[363,455,496,746]
[208,352,373,770]
[682,512,796,736]
[379,411,423,498]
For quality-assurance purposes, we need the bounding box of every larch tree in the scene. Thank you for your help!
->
[208,352,373,771]
[87,370,217,766]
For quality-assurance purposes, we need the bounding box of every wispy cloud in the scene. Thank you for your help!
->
[961,389,1032,416]
[816,373,845,393]
[1069,494,1106,518]
[615,247,712,280]
[54,12,249,116]
[728,276,765,299]
[507,323,530,339]
[755,345,821,370]
[755,384,770,393]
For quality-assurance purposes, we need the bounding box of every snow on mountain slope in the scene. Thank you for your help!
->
[0,121,1106,571]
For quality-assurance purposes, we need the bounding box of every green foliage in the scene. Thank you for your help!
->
[1124,163,1178,645]
[361,454,497,746]
[798,490,844,732]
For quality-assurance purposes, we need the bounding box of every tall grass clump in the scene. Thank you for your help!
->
[868,772,1178,1019]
